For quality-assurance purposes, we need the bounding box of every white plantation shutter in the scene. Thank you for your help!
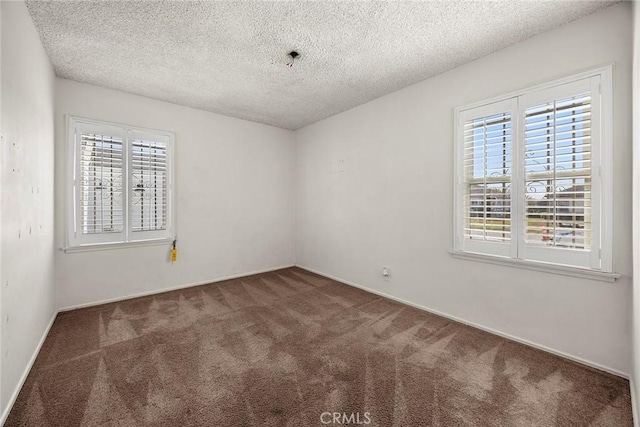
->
[454,69,610,272]
[463,113,512,241]
[71,122,128,245]
[80,133,124,234]
[458,99,517,258]
[68,118,174,247]
[129,131,172,241]
[520,77,600,269]
[524,92,592,249]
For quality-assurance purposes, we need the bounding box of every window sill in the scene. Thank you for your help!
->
[62,238,173,253]
[450,251,620,282]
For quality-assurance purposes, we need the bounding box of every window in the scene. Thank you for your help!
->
[454,67,612,273]
[67,117,175,248]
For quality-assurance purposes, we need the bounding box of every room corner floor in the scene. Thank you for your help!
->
[5,267,632,426]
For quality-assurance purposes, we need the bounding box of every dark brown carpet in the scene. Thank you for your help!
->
[5,267,632,426]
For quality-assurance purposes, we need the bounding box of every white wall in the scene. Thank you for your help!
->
[0,0,3,418]
[0,1,56,422]
[295,3,633,375]
[632,1,640,423]
[55,79,295,309]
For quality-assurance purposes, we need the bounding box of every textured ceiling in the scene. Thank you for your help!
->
[26,1,617,130]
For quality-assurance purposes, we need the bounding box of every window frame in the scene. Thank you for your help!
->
[65,116,176,251]
[452,65,614,276]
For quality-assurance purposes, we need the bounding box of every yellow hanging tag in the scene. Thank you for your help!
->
[171,239,178,262]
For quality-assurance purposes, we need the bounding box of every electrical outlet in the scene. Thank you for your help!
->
[382,267,391,281]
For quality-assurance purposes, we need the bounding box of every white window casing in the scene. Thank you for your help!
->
[453,66,614,276]
[66,116,175,249]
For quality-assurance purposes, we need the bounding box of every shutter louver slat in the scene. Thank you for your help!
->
[131,139,168,232]
[463,112,512,243]
[524,92,592,250]
[79,133,124,235]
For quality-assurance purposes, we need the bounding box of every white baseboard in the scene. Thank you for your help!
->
[59,264,295,312]
[0,311,57,427]
[295,264,630,380]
